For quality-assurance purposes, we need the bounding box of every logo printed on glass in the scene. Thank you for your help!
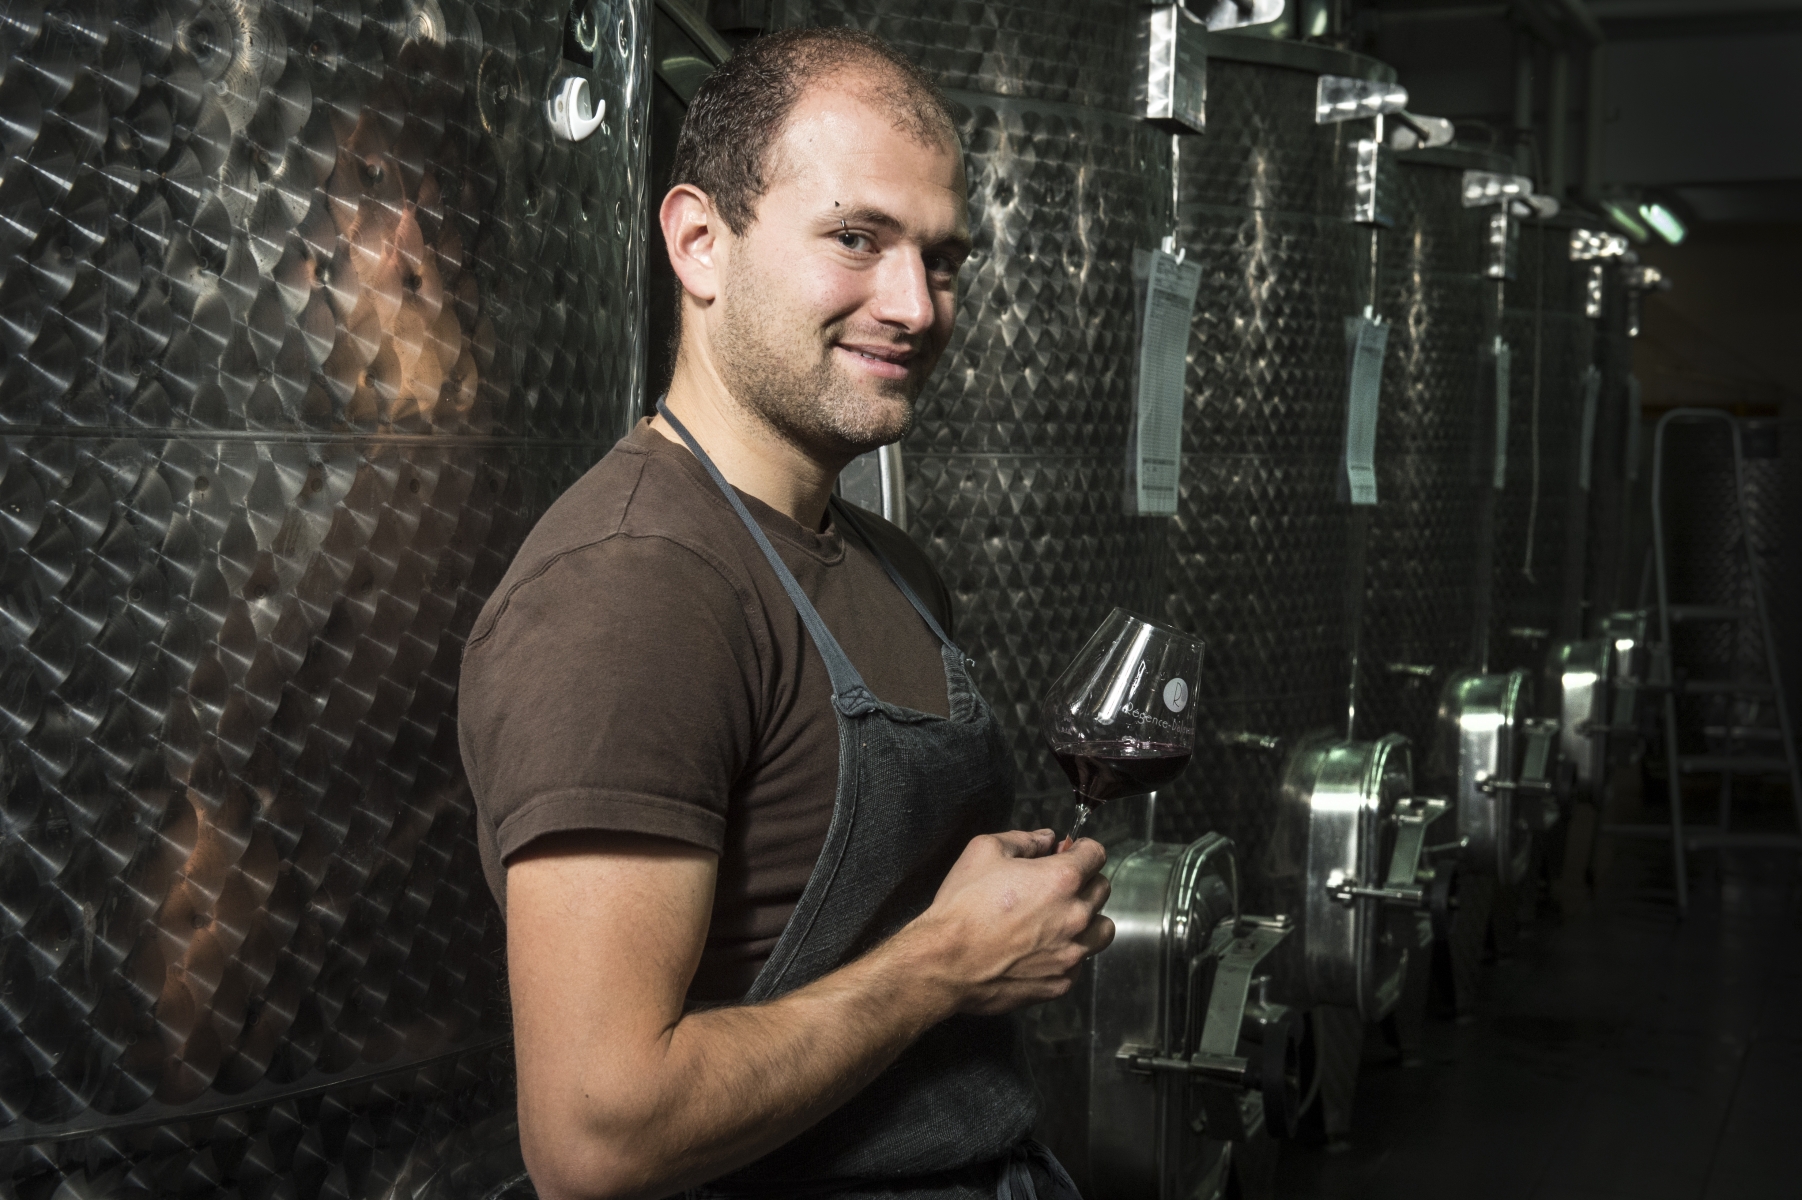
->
[1163,677,1189,713]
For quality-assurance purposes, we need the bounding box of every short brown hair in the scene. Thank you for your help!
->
[669,27,960,235]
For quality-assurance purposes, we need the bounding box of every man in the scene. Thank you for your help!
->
[458,28,1113,1200]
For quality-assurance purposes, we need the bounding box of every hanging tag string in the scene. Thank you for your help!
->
[1522,222,1545,584]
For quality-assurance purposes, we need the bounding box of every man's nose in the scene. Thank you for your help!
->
[868,249,935,333]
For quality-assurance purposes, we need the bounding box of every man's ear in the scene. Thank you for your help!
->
[662,184,724,305]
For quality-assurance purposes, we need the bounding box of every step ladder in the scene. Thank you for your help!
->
[1605,409,1802,916]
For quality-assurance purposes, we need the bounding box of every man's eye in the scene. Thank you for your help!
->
[836,231,869,251]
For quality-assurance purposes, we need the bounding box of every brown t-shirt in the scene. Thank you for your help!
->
[458,419,953,1002]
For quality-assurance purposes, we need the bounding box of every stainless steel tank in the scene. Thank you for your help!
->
[1578,248,1636,622]
[0,0,648,1191]
[1490,214,1608,677]
[1358,147,1509,756]
[1157,38,1379,852]
[1154,33,1420,1146]
[1065,815,1302,1200]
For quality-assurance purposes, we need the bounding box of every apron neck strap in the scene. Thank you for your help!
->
[827,496,958,655]
[656,398,879,716]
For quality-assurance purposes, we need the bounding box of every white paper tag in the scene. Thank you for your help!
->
[1127,248,1203,516]
[1492,336,1512,490]
[1342,314,1388,506]
[1578,365,1601,492]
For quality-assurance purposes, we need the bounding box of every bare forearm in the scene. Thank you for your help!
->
[522,922,957,1200]
[510,829,1107,1200]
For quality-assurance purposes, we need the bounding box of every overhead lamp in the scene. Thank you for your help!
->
[1601,200,1650,243]
[1639,202,1688,245]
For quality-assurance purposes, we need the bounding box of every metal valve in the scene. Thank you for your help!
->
[547,76,606,141]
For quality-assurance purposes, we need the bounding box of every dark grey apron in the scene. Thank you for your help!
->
[656,400,1078,1200]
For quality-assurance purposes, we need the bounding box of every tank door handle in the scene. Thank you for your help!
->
[1115,914,1292,1141]
[1325,796,1449,908]
[547,77,606,141]
[1521,721,1563,830]
[1385,795,1449,892]
[1475,721,1559,795]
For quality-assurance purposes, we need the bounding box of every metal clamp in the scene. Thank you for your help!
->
[1575,719,1639,737]
[1326,874,1423,907]
[1114,915,1293,1140]
[1323,796,1448,909]
[1462,170,1533,207]
[1475,774,1552,796]
[1316,75,1409,124]
[1117,1046,1250,1085]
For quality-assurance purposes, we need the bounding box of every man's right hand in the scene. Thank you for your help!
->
[902,829,1115,1016]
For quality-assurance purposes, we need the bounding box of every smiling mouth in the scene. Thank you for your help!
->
[838,342,917,367]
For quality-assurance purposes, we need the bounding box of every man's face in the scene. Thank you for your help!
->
[711,78,970,462]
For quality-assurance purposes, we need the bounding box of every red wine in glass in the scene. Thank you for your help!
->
[1042,610,1205,844]
[1053,740,1193,805]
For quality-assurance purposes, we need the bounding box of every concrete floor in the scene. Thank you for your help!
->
[1275,791,1802,1200]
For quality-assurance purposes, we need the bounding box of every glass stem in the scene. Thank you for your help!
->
[1065,798,1093,845]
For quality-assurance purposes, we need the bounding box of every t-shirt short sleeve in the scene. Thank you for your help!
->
[459,533,763,868]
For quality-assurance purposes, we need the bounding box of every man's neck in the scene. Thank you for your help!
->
[651,355,842,532]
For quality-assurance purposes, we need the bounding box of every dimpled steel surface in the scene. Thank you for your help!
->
[1157,57,1366,867]
[0,0,645,1191]
[1180,57,1357,217]
[805,0,1142,113]
[1580,265,1632,618]
[903,94,1169,812]
[1661,421,1782,715]
[1492,222,1592,676]
[1358,156,1499,752]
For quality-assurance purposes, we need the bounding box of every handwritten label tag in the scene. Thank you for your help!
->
[1127,248,1203,516]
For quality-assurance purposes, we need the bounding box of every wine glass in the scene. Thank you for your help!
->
[1042,609,1206,845]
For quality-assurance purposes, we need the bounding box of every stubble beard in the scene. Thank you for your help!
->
[712,259,926,463]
